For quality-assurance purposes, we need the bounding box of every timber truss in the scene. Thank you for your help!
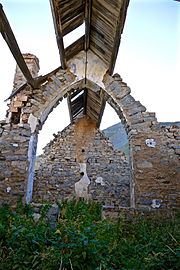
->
[0,0,130,127]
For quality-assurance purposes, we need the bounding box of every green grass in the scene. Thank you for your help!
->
[0,199,179,270]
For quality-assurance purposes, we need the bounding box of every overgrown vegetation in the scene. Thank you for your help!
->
[0,199,179,270]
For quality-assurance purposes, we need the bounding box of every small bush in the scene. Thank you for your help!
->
[0,200,179,270]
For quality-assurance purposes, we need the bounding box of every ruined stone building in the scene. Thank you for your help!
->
[0,1,179,212]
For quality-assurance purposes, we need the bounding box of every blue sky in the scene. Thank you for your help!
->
[0,0,179,153]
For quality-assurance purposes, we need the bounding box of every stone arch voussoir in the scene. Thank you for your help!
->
[102,72,158,135]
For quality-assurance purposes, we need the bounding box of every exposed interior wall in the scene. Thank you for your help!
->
[33,116,131,207]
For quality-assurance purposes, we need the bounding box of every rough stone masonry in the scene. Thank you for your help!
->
[0,54,179,211]
[33,116,131,207]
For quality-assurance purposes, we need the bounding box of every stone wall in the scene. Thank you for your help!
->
[33,116,131,207]
[0,53,179,211]
[103,73,180,209]
[0,121,30,206]
[131,125,180,209]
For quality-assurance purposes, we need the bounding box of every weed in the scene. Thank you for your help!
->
[0,200,179,269]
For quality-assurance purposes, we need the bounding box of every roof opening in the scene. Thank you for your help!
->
[63,23,85,48]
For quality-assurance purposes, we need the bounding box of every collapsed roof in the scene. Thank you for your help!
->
[0,0,130,126]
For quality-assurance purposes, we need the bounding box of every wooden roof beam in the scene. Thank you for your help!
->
[50,0,67,69]
[83,88,88,115]
[67,90,85,123]
[0,4,35,88]
[97,91,106,128]
[67,96,73,123]
[108,0,130,75]
[85,0,92,51]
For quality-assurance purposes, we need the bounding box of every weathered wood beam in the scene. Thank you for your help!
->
[72,102,84,118]
[62,14,84,36]
[85,0,92,51]
[70,89,83,100]
[0,4,35,87]
[108,0,130,75]
[84,0,92,83]
[73,107,84,119]
[67,96,73,123]
[71,93,84,108]
[97,90,106,128]
[65,35,85,60]
[5,66,61,101]
[86,105,99,122]
[68,91,85,122]
[50,0,67,69]
[83,88,88,115]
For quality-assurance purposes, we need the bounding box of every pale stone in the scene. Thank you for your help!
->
[95,176,105,186]
[6,186,11,193]
[28,113,38,133]
[33,213,41,222]
[145,139,156,148]
[137,161,153,169]
[151,199,162,208]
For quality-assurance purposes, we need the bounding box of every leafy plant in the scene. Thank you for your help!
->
[0,200,179,270]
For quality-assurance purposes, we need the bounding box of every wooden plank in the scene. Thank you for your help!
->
[50,0,67,69]
[87,99,100,115]
[90,32,112,56]
[86,106,98,119]
[91,1,117,29]
[0,4,35,87]
[5,65,62,101]
[91,18,114,44]
[87,94,101,113]
[73,104,84,116]
[71,93,84,108]
[86,106,99,122]
[85,0,92,51]
[73,107,84,119]
[109,0,130,74]
[95,0,120,16]
[83,87,88,115]
[97,90,106,128]
[90,47,108,65]
[59,0,85,15]
[61,5,85,25]
[91,16,115,42]
[62,14,84,36]
[70,89,84,100]
[65,35,85,60]
[86,89,107,126]
[90,42,109,65]
[91,9,113,29]
[87,90,101,105]
[72,99,84,116]
[67,96,73,123]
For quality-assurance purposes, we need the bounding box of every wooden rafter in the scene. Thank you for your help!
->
[65,35,85,60]
[50,0,67,69]
[0,4,35,87]
[83,88,88,115]
[67,89,85,122]
[97,90,106,128]
[85,0,92,51]
[67,96,73,123]
[5,66,61,101]
[108,0,130,74]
